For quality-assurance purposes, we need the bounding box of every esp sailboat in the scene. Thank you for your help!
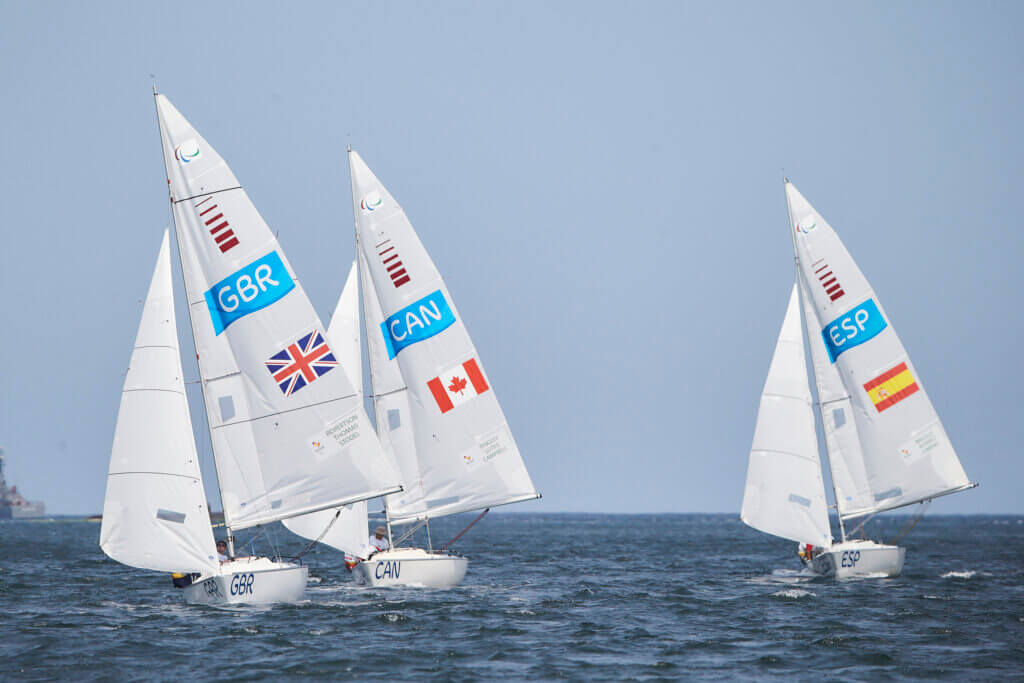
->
[741,180,976,578]
[100,94,403,604]
[285,150,540,587]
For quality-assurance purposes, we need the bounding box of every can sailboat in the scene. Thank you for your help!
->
[284,150,540,587]
[99,94,403,604]
[741,180,977,578]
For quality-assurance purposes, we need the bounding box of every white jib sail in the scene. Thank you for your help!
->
[283,261,371,558]
[155,94,402,531]
[100,230,219,573]
[349,149,539,524]
[742,284,832,548]
[786,182,972,517]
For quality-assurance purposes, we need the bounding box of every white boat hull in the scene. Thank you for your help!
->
[810,540,905,578]
[182,557,308,604]
[352,548,468,588]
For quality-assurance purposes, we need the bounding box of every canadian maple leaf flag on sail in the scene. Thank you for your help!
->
[427,358,490,414]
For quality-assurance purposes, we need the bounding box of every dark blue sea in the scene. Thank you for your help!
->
[2,514,1022,680]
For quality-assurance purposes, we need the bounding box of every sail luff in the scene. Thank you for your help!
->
[153,92,238,535]
[155,94,403,529]
[100,230,220,573]
[741,284,832,548]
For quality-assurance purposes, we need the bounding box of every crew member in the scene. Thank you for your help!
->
[368,525,390,557]
[216,540,229,563]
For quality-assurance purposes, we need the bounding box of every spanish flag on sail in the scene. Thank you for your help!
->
[863,362,919,413]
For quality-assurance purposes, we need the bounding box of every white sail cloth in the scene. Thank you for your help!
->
[349,150,539,524]
[786,182,971,518]
[100,231,219,573]
[155,95,402,531]
[742,285,832,548]
[283,263,371,558]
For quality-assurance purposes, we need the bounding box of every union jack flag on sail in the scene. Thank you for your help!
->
[265,330,338,396]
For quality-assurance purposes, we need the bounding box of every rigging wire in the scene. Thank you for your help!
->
[289,508,342,562]
[886,501,931,545]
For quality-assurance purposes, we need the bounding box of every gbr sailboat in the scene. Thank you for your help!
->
[284,150,540,587]
[741,180,976,578]
[100,94,403,604]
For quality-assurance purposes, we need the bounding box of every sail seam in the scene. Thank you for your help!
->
[761,392,812,403]
[172,186,242,205]
[108,471,201,481]
[133,345,178,351]
[752,448,819,463]
[122,388,186,395]
[212,394,359,429]
[369,387,409,399]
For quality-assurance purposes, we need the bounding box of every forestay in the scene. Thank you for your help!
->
[155,95,402,531]
[742,285,832,548]
[100,231,219,573]
[283,262,371,558]
[349,150,539,524]
[786,182,972,517]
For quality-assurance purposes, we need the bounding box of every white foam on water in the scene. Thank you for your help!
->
[941,570,978,579]
[772,588,815,599]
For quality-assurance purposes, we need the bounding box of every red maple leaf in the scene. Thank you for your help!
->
[447,375,468,395]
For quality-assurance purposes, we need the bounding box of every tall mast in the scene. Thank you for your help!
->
[784,179,846,544]
[351,155,394,549]
[153,91,237,557]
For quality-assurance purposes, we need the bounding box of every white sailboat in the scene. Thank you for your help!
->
[99,93,403,604]
[741,180,976,579]
[285,150,541,587]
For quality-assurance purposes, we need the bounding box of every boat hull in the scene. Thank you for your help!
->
[352,548,468,587]
[811,540,905,578]
[182,557,308,605]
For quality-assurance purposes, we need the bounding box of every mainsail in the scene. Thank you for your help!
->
[155,94,402,531]
[742,285,832,547]
[100,231,219,573]
[786,182,973,518]
[349,150,539,524]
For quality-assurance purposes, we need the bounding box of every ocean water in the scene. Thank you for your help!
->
[1,514,1022,680]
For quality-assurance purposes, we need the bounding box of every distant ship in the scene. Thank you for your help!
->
[0,448,45,519]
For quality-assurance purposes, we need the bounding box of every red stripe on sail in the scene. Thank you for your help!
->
[393,274,411,287]
[219,237,240,252]
[204,213,224,226]
[428,377,454,413]
[874,383,919,412]
[463,359,490,395]
[199,204,217,216]
[214,229,235,244]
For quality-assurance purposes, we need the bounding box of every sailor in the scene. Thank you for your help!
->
[368,525,390,556]
[216,540,229,563]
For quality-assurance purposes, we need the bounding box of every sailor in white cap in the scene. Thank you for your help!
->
[368,525,390,556]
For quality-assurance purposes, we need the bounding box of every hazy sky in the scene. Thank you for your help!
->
[1,1,1021,515]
